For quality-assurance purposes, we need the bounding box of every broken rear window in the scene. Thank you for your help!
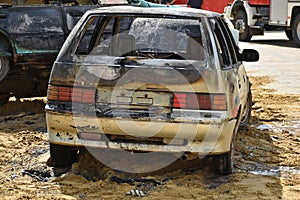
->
[8,8,63,34]
[67,15,210,63]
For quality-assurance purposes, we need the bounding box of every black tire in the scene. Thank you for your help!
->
[239,89,252,128]
[210,139,235,175]
[0,57,10,83]
[50,143,79,167]
[292,14,300,47]
[285,29,293,40]
[234,10,252,41]
[0,94,10,105]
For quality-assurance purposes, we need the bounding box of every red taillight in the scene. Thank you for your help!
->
[212,95,227,110]
[199,95,211,110]
[173,93,187,108]
[47,85,95,104]
[173,93,198,109]
[58,87,72,102]
[173,93,227,111]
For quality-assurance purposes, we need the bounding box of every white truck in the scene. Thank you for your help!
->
[222,0,300,47]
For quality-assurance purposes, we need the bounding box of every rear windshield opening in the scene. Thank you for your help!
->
[69,15,209,63]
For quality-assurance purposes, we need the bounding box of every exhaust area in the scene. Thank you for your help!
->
[181,153,200,161]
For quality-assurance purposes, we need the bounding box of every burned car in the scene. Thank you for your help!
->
[46,6,259,174]
[0,3,102,104]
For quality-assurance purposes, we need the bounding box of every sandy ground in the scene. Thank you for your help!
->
[0,76,299,200]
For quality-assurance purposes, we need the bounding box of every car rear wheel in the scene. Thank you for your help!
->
[210,139,235,175]
[234,10,252,41]
[0,57,10,83]
[50,143,79,167]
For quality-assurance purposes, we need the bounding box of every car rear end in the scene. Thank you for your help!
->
[46,77,236,154]
[46,7,240,168]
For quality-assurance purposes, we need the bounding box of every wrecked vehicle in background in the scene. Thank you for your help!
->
[0,0,176,105]
[0,3,103,104]
[0,4,101,103]
[46,6,259,175]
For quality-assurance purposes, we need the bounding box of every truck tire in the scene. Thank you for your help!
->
[50,143,79,167]
[234,10,252,41]
[292,14,300,47]
[285,29,293,40]
[210,139,235,175]
[0,57,9,83]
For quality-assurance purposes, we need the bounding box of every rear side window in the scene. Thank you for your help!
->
[7,8,65,51]
[74,16,101,54]
[8,8,64,33]
[210,17,238,68]
[217,18,238,64]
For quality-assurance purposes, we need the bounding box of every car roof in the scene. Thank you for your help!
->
[86,5,221,18]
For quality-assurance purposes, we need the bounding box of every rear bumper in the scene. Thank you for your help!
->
[46,111,237,155]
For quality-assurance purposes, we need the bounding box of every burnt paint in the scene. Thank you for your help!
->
[49,61,208,87]
[0,5,101,99]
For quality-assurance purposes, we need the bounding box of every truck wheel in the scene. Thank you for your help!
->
[0,57,9,83]
[210,139,235,175]
[292,14,300,47]
[285,29,293,40]
[239,89,252,128]
[50,143,79,167]
[234,10,252,41]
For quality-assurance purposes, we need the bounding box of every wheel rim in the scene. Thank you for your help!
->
[297,21,300,40]
[0,58,2,72]
[235,19,246,34]
[0,57,10,83]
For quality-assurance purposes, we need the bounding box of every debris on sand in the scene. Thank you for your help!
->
[126,189,145,197]
[22,169,54,182]
[110,175,161,186]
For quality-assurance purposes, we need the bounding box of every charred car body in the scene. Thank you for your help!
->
[0,4,102,104]
[46,6,259,174]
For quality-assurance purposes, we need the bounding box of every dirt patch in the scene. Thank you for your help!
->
[0,76,299,199]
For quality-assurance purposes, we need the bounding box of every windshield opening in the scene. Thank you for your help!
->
[65,15,211,65]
